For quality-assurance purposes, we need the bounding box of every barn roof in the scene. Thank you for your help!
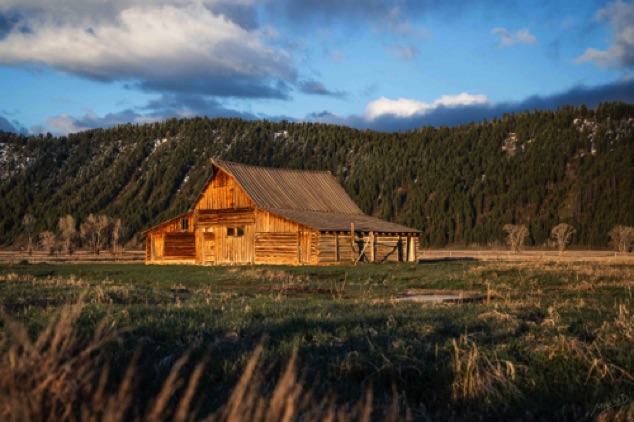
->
[212,159,363,214]
[210,160,420,234]
[270,208,420,233]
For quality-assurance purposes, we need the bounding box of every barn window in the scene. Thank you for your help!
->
[181,218,189,231]
[227,227,244,237]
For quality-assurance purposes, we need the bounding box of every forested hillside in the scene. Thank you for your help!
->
[1,102,633,248]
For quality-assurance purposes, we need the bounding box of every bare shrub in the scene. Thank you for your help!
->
[81,214,113,255]
[609,225,634,254]
[38,231,57,256]
[58,215,77,255]
[502,224,529,253]
[550,223,576,255]
[22,213,36,255]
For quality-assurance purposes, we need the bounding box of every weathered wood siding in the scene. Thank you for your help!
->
[197,208,256,225]
[195,170,254,210]
[255,233,297,264]
[214,224,255,264]
[152,233,164,260]
[255,209,300,233]
[374,236,403,262]
[163,232,196,260]
[146,236,152,261]
[317,233,418,263]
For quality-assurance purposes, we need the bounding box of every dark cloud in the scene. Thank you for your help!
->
[0,11,22,39]
[142,94,259,120]
[135,76,293,100]
[311,79,634,132]
[297,79,346,98]
[270,0,425,25]
[0,114,27,134]
[209,2,259,31]
[45,94,294,135]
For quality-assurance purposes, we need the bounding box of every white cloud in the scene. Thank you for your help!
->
[364,93,491,120]
[492,27,537,47]
[575,0,634,69]
[0,1,294,98]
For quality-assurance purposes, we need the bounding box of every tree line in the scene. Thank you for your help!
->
[1,101,633,248]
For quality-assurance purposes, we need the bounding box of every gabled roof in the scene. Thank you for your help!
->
[212,159,363,214]
[209,160,419,234]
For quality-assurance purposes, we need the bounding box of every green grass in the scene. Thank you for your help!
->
[1,260,633,420]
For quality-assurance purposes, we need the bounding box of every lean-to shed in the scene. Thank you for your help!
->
[145,159,420,265]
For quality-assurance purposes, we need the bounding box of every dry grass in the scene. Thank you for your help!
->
[0,300,409,422]
[451,335,520,405]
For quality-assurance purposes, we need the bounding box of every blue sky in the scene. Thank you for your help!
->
[0,0,633,135]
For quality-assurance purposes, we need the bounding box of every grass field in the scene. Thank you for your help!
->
[0,260,633,421]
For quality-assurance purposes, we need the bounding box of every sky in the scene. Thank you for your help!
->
[0,0,633,136]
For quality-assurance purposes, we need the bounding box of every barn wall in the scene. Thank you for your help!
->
[163,232,196,261]
[318,233,418,263]
[253,209,315,265]
[214,224,255,264]
[255,209,300,233]
[195,170,254,210]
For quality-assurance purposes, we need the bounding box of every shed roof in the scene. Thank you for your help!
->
[270,208,420,233]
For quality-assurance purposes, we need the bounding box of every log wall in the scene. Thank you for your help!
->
[255,233,298,264]
[163,232,196,261]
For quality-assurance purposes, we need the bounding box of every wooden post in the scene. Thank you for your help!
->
[297,228,302,264]
[369,232,375,262]
[335,233,339,262]
[350,223,355,263]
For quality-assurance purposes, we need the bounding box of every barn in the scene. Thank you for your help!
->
[144,159,420,265]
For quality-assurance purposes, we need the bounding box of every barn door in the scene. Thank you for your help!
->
[298,230,312,264]
[203,231,215,263]
[152,233,164,260]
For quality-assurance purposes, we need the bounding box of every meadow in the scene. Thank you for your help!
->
[0,260,632,421]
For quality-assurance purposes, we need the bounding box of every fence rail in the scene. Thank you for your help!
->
[0,250,145,263]
[418,249,634,262]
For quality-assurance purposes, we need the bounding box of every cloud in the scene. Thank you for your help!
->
[492,27,537,47]
[0,114,28,134]
[364,93,491,120]
[575,0,634,69]
[0,1,295,99]
[44,93,294,135]
[297,79,346,98]
[386,44,419,61]
[312,79,634,132]
[268,0,429,38]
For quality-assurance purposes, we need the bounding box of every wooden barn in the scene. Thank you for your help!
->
[144,159,420,265]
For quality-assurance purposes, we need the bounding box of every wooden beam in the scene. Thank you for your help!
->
[369,231,375,262]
